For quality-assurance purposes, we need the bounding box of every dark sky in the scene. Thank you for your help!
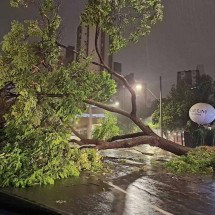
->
[1,0,215,96]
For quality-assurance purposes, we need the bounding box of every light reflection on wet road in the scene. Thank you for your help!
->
[122,175,215,215]
[1,146,215,215]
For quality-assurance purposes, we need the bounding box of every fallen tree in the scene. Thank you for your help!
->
[71,0,192,155]
[0,0,192,155]
[72,136,190,156]
[0,0,195,187]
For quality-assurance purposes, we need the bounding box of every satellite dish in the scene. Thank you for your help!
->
[189,103,215,125]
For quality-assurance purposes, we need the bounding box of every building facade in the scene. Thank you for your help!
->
[76,24,113,71]
[177,64,204,87]
[76,24,113,138]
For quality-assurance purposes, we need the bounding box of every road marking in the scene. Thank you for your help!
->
[106,181,174,215]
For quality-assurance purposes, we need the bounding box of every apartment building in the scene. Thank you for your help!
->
[76,24,114,138]
[76,24,113,71]
[177,64,204,87]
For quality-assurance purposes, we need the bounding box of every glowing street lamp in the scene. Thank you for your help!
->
[114,101,120,107]
[134,77,163,138]
[135,84,143,91]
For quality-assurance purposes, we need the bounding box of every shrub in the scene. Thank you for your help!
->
[166,146,215,174]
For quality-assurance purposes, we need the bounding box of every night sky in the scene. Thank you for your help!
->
[0,0,215,96]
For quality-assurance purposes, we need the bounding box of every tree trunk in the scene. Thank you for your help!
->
[73,135,190,156]
[108,132,144,141]
[184,131,195,148]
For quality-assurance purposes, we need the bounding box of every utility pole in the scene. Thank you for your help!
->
[160,76,163,138]
[87,105,93,139]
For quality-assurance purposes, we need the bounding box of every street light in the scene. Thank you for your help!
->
[146,78,163,138]
[135,84,143,91]
[114,101,120,107]
[159,76,163,138]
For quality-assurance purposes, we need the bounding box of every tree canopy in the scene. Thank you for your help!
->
[82,0,163,52]
[0,0,115,187]
[92,112,121,141]
[0,0,164,187]
[152,74,215,133]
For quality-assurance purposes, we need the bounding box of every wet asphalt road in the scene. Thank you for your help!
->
[1,146,215,215]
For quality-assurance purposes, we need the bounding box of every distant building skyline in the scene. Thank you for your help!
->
[177,64,203,87]
[1,0,215,97]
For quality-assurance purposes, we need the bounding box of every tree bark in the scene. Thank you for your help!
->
[74,136,190,156]
[94,25,138,116]
[108,132,144,141]
[85,99,155,136]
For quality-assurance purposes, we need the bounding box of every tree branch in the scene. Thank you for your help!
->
[94,25,137,116]
[85,99,131,118]
[55,41,110,69]
[85,98,155,136]
[74,136,191,156]
[108,132,145,142]
[56,41,67,49]
[1,83,154,137]
[71,128,84,140]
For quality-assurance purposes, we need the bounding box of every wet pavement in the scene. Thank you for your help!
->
[1,145,215,215]
[118,172,215,215]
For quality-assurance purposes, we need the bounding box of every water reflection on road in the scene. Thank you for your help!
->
[1,146,215,215]
[121,174,215,215]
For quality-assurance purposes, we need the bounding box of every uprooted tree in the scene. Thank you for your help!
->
[0,0,193,187]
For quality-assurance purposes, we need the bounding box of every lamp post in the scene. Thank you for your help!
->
[134,77,163,138]
[87,105,93,139]
[159,76,163,138]
[119,79,163,138]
